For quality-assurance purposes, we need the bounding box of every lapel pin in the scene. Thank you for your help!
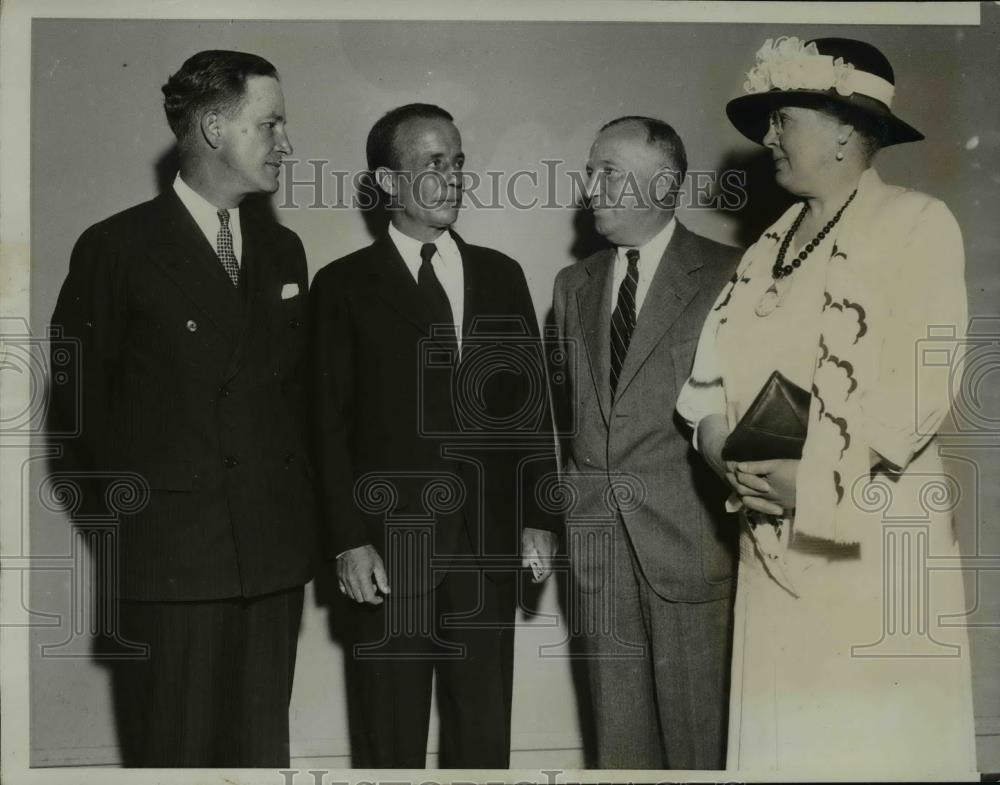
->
[186,319,198,332]
[281,282,300,300]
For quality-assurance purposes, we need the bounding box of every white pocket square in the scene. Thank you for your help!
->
[281,283,300,300]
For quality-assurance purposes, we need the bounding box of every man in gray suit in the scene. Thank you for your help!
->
[552,116,740,769]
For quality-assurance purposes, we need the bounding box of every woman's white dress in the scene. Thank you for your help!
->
[677,169,978,778]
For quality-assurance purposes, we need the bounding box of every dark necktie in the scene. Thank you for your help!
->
[610,248,640,397]
[215,209,240,287]
[418,242,458,350]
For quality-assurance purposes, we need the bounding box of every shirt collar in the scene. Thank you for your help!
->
[388,221,460,273]
[173,173,239,236]
[617,215,677,268]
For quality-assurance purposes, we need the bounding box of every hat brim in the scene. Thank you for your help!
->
[726,89,924,147]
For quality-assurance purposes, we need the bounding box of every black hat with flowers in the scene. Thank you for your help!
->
[726,36,924,147]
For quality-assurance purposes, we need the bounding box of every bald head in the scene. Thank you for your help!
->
[586,116,688,247]
[599,116,688,181]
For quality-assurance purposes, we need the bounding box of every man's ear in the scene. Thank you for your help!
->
[200,110,224,150]
[652,166,683,207]
[374,166,397,198]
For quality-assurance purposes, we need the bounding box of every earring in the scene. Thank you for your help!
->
[835,136,847,161]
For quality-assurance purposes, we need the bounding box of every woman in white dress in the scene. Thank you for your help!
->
[677,37,977,778]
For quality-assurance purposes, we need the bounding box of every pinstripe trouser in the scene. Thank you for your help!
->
[111,586,304,767]
[575,515,733,770]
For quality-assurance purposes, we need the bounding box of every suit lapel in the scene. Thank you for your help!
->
[371,235,433,326]
[576,250,615,425]
[370,233,457,352]
[613,221,702,402]
[146,190,245,342]
[452,230,481,344]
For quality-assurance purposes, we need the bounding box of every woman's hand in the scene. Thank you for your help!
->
[727,459,800,516]
[697,414,758,502]
[697,415,800,517]
[696,414,733,481]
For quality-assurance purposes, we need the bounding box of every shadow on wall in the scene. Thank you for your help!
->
[569,204,611,263]
[713,147,795,249]
[312,565,368,764]
[154,145,180,195]
[350,170,391,242]
[40,421,145,765]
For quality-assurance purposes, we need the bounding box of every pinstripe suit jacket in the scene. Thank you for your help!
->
[49,189,320,600]
[552,221,741,602]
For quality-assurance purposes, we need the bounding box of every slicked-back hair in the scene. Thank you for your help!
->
[599,115,689,183]
[366,103,455,172]
[162,50,278,143]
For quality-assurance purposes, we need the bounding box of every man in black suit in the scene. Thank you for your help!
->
[310,103,560,768]
[49,50,318,767]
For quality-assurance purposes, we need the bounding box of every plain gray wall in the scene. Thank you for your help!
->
[29,14,1000,769]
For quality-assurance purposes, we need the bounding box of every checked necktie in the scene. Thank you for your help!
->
[215,209,241,287]
[419,242,458,353]
[609,248,640,398]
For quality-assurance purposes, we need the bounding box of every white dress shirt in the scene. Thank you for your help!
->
[610,216,676,319]
[173,173,243,265]
[389,221,465,351]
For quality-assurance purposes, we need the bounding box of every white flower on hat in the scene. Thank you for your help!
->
[744,67,771,94]
[742,35,849,96]
[833,58,857,96]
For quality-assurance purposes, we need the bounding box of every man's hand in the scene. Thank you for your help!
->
[336,544,390,605]
[727,459,800,517]
[521,527,558,584]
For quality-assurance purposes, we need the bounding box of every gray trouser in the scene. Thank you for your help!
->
[575,516,733,770]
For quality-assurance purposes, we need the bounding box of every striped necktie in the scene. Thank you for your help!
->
[215,209,240,287]
[610,248,640,397]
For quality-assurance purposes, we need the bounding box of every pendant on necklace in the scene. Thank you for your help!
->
[755,282,781,317]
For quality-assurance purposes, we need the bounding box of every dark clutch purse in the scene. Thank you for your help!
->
[721,370,811,462]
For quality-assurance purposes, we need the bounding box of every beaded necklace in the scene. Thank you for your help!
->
[773,189,857,279]
[755,189,857,317]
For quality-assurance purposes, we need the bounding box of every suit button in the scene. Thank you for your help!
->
[285,452,296,464]
[224,456,239,468]
[217,386,230,399]
[289,318,301,329]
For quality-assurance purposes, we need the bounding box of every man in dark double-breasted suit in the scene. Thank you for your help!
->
[310,103,561,768]
[49,50,318,767]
